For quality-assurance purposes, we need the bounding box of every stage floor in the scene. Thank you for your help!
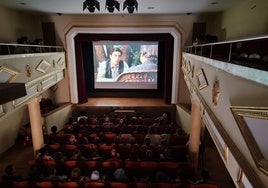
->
[77,97,171,107]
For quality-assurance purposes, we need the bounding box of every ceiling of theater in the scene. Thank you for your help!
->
[0,0,244,15]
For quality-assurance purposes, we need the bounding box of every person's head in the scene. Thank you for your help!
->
[38,147,48,157]
[109,48,122,67]
[104,116,110,122]
[90,170,100,181]
[111,148,117,157]
[119,118,124,124]
[51,125,57,133]
[144,137,151,145]
[5,164,15,176]
[72,149,81,159]
[140,45,158,64]
[53,152,63,161]
[71,168,81,178]
[69,134,76,143]
[114,168,126,181]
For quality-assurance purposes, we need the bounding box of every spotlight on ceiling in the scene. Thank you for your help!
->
[83,0,100,13]
[123,0,138,13]
[106,0,120,13]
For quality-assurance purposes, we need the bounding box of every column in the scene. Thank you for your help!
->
[28,97,44,156]
[188,98,202,171]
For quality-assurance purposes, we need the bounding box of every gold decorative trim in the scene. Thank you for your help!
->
[212,79,220,107]
[36,60,51,73]
[26,64,31,77]
[203,112,227,162]
[0,66,19,83]
[41,76,56,91]
[237,168,245,188]
[230,106,268,175]
[196,68,208,90]
[185,60,192,75]
[191,64,195,78]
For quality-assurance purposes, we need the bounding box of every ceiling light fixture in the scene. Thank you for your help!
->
[83,0,100,13]
[123,0,138,14]
[106,0,120,13]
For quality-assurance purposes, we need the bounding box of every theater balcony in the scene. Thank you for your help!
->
[0,43,72,155]
[182,35,268,188]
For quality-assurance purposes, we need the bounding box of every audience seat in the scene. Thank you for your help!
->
[12,181,37,188]
[36,181,56,188]
[190,184,218,188]
[84,182,106,188]
[57,181,80,188]
[108,182,128,188]
[128,182,151,188]
[151,183,173,188]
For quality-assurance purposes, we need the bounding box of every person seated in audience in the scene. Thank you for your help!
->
[102,116,114,126]
[14,36,31,54]
[90,170,105,182]
[43,166,68,181]
[126,150,139,161]
[36,147,53,160]
[31,38,46,53]
[113,136,121,146]
[113,168,129,183]
[70,149,85,160]
[142,149,154,161]
[89,149,103,161]
[48,125,59,144]
[76,133,89,145]
[155,112,169,125]
[80,170,103,182]
[117,118,126,126]
[2,164,23,181]
[69,168,81,181]
[155,170,170,183]
[159,148,172,162]
[108,148,121,161]
[53,152,68,177]
[135,125,145,134]
[67,134,78,145]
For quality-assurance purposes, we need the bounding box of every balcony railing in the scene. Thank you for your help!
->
[0,43,64,55]
[184,35,268,71]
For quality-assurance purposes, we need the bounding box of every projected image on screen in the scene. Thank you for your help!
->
[93,41,158,89]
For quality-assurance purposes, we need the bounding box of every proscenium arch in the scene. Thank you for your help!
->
[66,26,182,104]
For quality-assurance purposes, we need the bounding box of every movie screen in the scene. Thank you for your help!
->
[93,41,159,89]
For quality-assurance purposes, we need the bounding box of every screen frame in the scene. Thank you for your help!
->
[74,33,174,100]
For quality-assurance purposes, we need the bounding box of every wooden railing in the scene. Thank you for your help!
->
[184,35,268,71]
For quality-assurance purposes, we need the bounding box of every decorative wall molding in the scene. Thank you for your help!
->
[0,66,19,83]
[230,106,268,176]
[182,53,264,187]
[36,60,51,73]
[13,84,40,108]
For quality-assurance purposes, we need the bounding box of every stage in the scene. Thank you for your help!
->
[77,97,171,107]
[75,97,176,120]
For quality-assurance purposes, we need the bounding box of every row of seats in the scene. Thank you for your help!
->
[2,181,218,188]
[28,160,195,180]
[46,143,188,161]
[47,132,188,146]
[61,123,180,135]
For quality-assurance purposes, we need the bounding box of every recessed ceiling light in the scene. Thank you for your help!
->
[211,2,218,5]
[147,7,155,10]
[20,2,27,5]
